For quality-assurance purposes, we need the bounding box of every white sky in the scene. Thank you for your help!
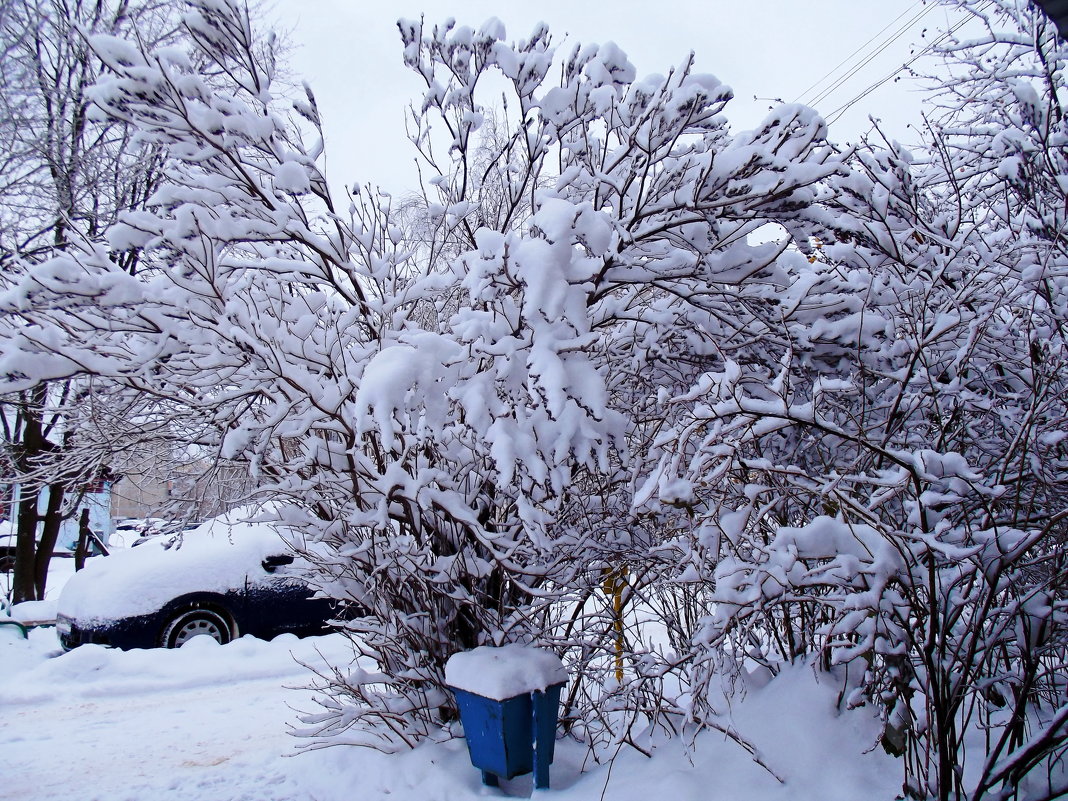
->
[267,0,966,194]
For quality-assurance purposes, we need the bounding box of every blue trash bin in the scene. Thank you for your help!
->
[446,645,568,789]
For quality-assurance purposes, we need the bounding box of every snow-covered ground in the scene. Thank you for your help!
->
[0,624,902,801]
[1,543,901,799]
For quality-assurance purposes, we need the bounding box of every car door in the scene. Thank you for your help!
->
[244,553,333,638]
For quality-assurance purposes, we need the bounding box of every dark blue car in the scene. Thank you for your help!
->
[55,513,338,650]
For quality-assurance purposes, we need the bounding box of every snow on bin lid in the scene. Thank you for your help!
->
[445,644,567,701]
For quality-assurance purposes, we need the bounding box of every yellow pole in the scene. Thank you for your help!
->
[602,566,628,681]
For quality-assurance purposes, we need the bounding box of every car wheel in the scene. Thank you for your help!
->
[161,609,234,648]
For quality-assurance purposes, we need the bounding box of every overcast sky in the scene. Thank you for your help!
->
[267,0,967,194]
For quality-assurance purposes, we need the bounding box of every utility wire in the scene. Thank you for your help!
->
[803,1,940,110]
[793,0,927,104]
[823,2,988,126]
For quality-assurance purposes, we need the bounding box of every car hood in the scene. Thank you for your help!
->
[57,517,291,625]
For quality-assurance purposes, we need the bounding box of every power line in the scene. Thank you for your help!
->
[793,0,927,105]
[806,3,938,109]
[802,1,940,110]
[823,2,988,126]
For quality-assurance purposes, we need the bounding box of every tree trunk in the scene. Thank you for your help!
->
[9,383,72,603]
[11,485,39,603]
[34,482,65,599]
[74,506,89,572]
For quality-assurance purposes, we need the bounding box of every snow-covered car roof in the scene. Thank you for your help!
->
[57,509,295,625]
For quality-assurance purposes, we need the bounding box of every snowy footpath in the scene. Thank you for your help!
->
[0,628,900,801]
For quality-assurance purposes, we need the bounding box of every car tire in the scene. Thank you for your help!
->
[161,608,234,648]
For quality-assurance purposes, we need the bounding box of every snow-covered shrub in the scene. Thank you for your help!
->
[0,0,843,753]
[3,2,1065,798]
[643,4,1068,798]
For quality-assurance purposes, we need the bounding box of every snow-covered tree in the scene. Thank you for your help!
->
[642,3,1068,798]
[0,0,285,603]
[0,0,183,601]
